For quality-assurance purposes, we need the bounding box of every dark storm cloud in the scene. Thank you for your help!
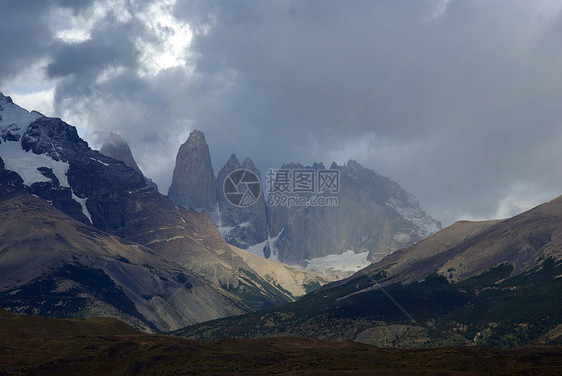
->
[56,0,95,13]
[0,0,94,84]
[2,0,562,225]
[47,13,146,110]
[0,1,53,84]
[170,0,562,224]
[47,25,139,78]
[173,0,435,145]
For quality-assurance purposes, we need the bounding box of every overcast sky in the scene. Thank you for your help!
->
[2,0,562,226]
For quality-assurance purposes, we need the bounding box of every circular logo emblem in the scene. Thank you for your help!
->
[223,169,261,207]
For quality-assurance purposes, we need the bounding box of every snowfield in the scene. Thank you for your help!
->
[301,250,371,275]
[0,93,93,223]
[245,230,283,263]
[0,141,70,187]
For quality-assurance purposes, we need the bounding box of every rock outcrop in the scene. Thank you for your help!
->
[268,160,441,265]
[216,154,269,249]
[168,130,217,212]
[0,156,24,197]
[167,132,270,250]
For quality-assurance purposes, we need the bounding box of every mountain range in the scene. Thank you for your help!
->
[0,93,330,331]
[167,129,441,276]
[3,92,560,352]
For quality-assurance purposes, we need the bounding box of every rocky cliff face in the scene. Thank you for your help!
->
[168,130,217,212]
[216,154,269,249]
[268,160,441,266]
[167,132,270,250]
[0,156,24,197]
[20,116,148,229]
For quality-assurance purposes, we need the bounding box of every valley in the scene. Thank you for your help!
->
[174,197,562,348]
[1,308,561,375]
[3,1,562,373]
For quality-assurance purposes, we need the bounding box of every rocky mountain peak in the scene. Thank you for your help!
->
[168,129,217,212]
[345,159,365,172]
[100,132,158,190]
[242,157,257,169]
[0,93,44,144]
[280,162,304,170]
[186,129,208,148]
[0,93,12,104]
[100,132,142,174]
[267,159,441,269]
[21,117,89,162]
[225,153,240,168]
[0,97,330,332]
[216,153,268,249]
[312,162,325,169]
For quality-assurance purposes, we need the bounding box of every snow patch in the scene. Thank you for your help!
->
[71,191,92,224]
[0,95,43,137]
[300,250,371,275]
[0,141,69,187]
[89,157,109,167]
[216,207,236,237]
[245,231,282,262]
[218,225,234,237]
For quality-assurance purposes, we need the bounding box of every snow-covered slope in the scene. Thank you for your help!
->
[0,93,54,185]
[0,140,69,187]
[0,93,102,223]
[300,250,372,279]
[0,93,43,137]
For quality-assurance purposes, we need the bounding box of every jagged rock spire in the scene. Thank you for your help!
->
[168,129,217,212]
